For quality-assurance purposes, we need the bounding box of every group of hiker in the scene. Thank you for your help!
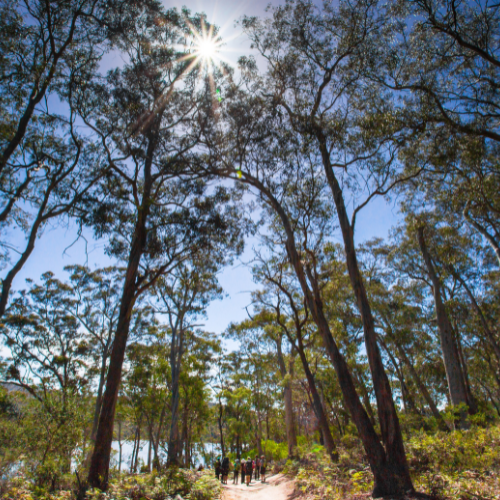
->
[214,455,267,486]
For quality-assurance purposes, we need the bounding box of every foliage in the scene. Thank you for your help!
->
[188,473,222,500]
[2,470,221,500]
[261,440,288,462]
[285,425,500,500]
[0,391,90,493]
[2,0,500,497]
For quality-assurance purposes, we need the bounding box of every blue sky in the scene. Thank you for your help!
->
[5,0,403,337]
[12,198,400,336]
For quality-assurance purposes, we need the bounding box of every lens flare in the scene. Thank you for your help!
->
[131,16,240,137]
[196,37,219,62]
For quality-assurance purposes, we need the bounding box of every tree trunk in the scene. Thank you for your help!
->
[417,225,473,428]
[218,396,225,457]
[352,369,377,426]
[454,324,477,414]
[254,371,264,457]
[181,401,189,466]
[296,344,337,460]
[134,426,141,473]
[88,243,144,485]
[275,336,297,458]
[326,395,344,437]
[91,351,108,441]
[0,191,50,318]
[87,129,157,490]
[317,139,413,496]
[167,321,186,466]
[283,385,296,455]
[148,427,152,472]
[388,332,450,432]
[130,427,138,473]
[378,337,417,413]
[251,175,412,496]
[266,410,270,440]
[257,422,264,456]
[167,365,182,465]
[304,257,409,494]
[118,421,122,473]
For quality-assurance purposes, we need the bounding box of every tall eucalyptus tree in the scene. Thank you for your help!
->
[235,0,417,493]
[202,72,414,492]
[73,4,245,488]
[152,260,223,466]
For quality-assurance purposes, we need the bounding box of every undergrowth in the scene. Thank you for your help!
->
[1,468,221,500]
[283,424,500,500]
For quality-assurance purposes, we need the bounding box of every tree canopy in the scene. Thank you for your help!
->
[1,0,500,499]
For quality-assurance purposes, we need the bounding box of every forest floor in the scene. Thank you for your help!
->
[222,474,297,500]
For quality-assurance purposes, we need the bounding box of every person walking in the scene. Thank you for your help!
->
[221,456,229,484]
[233,459,240,484]
[260,455,267,483]
[241,459,246,484]
[245,457,253,486]
[215,457,221,481]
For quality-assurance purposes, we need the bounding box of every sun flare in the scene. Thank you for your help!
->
[159,15,243,112]
[196,38,219,61]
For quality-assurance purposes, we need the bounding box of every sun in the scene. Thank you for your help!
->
[177,16,240,75]
[196,38,219,62]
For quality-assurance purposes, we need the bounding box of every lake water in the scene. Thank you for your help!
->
[110,441,221,471]
[2,442,221,479]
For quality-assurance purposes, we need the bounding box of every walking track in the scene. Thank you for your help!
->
[221,474,297,500]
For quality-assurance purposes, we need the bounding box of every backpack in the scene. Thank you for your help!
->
[246,459,253,471]
[222,457,229,469]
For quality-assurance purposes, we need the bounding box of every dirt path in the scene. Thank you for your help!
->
[221,474,297,500]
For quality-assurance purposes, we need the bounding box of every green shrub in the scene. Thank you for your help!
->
[189,473,222,500]
[284,425,500,500]
[2,469,223,500]
[261,439,288,462]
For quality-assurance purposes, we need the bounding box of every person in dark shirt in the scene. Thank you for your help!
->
[221,456,230,484]
[215,457,221,481]
[245,457,253,486]
[260,455,267,483]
